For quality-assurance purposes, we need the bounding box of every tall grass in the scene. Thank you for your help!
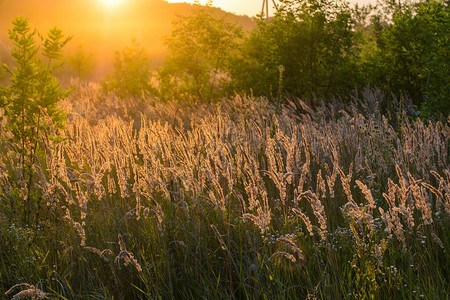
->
[0,84,448,299]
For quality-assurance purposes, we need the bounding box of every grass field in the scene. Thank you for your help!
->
[1,84,449,299]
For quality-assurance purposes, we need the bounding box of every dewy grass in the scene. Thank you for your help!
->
[0,86,449,299]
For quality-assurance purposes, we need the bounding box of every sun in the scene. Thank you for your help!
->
[100,0,123,6]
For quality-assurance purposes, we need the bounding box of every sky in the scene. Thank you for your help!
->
[166,0,268,16]
[165,0,374,16]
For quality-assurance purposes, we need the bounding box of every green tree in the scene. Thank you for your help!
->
[159,2,242,101]
[102,40,154,99]
[356,0,449,118]
[231,0,359,100]
[374,0,449,118]
[68,44,95,83]
[0,17,71,224]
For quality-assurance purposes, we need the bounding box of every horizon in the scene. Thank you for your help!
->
[166,0,376,17]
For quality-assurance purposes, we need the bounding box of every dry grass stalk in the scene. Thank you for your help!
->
[2,90,448,297]
[298,190,327,233]
[409,177,433,225]
[387,178,397,207]
[124,205,148,221]
[355,180,376,211]
[243,213,267,234]
[431,232,444,249]
[326,164,337,199]
[5,284,49,300]
[114,234,142,272]
[316,170,326,199]
[421,182,443,200]
[270,251,297,263]
[84,246,113,262]
[62,206,86,246]
[295,162,310,206]
[382,192,395,209]
[396,165,407,192]
[211,178,226,212]
[75,183,89,221]
[210,224,227,250]
[153,202,165,230]
[276,238,305,261]
[349,224,361,244]
[292,208,314,237]
[133,180,142,220]
[5,284,35,295]
[338,166,356,207]
[421,181,445,214]
[374,240,387,267]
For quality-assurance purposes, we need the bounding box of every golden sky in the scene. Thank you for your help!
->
[0,0,375,77]
[166,0,266,16]
[166,0,375,16]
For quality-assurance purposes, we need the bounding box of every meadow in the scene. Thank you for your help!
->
[1,0,449,298]
[1,83,448,299]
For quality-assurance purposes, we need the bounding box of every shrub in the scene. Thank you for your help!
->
[102,40,155,100]
[67,44,95,82]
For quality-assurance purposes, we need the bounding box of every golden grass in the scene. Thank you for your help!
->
[0,86,448,298]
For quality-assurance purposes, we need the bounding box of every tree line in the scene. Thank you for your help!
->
[2,0,449,119]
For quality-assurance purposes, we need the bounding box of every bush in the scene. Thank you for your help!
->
[67,44,95,82]
[102,40,155,99]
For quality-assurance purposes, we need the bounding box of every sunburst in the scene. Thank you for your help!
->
[100,0,123,6]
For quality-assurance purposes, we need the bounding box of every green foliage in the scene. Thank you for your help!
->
[159,3,242,101]
[68,44,95,81]
[102,40,155,99]
[1,17,70,142]
[226,0,448,118]
[0,62,5,81]
[350,0,449,118]
[376,0,449,118]
[231,0,359,99]
[0,17,70,224]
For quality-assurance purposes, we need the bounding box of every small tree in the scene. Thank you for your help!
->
[159,2,242,101]
[68,44,95,83]
[102,40,154,99]
[0,17,71,224]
